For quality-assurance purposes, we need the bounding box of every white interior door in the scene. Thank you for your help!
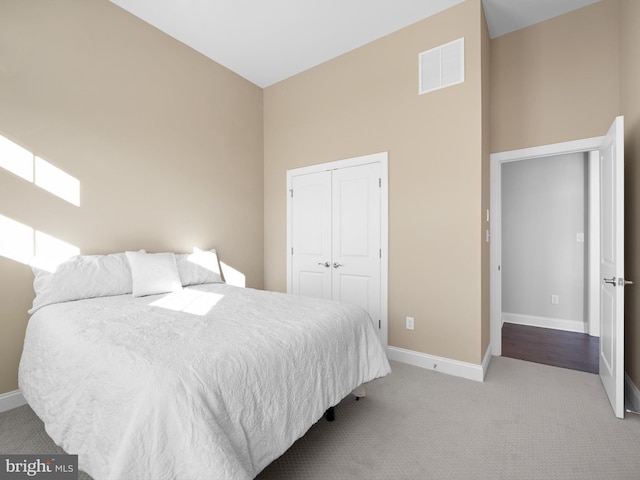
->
[291,171,332,299]
[331,163,381,328]
[599,116,625,419]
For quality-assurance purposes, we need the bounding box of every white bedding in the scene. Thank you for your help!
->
[19,283,391,480]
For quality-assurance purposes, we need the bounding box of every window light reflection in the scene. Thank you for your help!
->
[0,135,33,182]
[150,288,224,316]
[220,261,246,288]
[31,231,81,272]
[35,157,80,206]
[0,214,80,272]
[0,134,80,206]
[0,214,34,265]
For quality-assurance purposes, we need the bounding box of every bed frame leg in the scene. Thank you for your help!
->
[325,406,335,422]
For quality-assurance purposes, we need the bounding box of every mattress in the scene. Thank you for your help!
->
[19,283,391,480]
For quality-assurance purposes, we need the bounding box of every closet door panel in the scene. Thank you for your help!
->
[291,171,332,299]
[332,163,381,325]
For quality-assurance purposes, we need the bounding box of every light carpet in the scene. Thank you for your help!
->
[1,357,639,479]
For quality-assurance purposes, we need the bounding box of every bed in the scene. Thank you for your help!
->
[18,249,391,480]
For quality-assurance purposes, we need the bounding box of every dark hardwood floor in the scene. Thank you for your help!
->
[502,323,599,374]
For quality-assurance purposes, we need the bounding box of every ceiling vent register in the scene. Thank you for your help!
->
[419,37,465,95]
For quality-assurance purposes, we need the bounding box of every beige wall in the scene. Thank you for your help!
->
[620,0,640,390]
[490,0,620,153]
[0,0,264,394]
[264,0,487,365]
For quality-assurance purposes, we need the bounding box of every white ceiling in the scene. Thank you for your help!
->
[109,0,600,88]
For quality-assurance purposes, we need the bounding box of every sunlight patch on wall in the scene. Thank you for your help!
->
[0,134,80,206]
[32,231,81,272]
[0,135,33,182]
[220,261,246,288]
[0,214,80,271]
[0,215,34,264]
[35,157,80,206]
[150,288,224,316]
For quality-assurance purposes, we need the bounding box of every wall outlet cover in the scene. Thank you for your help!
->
[406,316,415,330]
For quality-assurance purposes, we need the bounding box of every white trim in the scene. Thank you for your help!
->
[379,159,389,348]
[489,156,502,355]
[0,390,26,413]
[490,136,604,356]
[490,137,604,164]
[502,314,587,334]
[286,151,388,177]
[481,344,492,380]
[286,151,389,348]
[387,346,491,383]
[588,151,601,337]
[625,373,640,412]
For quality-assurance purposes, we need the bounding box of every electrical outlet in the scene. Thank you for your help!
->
[406,316,414,330]
[551,295,560,305]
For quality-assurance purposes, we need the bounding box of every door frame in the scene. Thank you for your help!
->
[490,137,603,355]
[286,151,389,348]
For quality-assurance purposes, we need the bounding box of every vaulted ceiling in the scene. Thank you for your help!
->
[109,0,600,87]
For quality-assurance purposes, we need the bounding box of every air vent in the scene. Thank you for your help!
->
[419,37,464,95]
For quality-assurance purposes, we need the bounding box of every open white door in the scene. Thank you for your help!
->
[599,116,626,419]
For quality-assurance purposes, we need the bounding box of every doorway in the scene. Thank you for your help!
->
[491,118,626,418]
[498,151,598,374]
[491,137,603,355]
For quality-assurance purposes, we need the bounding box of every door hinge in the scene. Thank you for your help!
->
[379,320,381,329]
[378,178,381,188]
[379,249,382,258]
[291,247,293,255]
[289,189,293,197]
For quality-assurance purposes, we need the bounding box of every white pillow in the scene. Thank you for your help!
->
[126,251,183,297]
[29,253,134,314]
[176,248,224,286]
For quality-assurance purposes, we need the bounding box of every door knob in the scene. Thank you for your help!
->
[317,262,330,268]
[604,277,616,286]
[333,263,343,268]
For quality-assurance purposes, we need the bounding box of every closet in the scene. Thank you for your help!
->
[286,152,388,346]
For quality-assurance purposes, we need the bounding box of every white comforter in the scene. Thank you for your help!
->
[19,284,391,480]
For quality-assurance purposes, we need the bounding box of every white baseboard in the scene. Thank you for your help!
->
[387,345,491,382]
[481,344,492,380]
[625,372,640,412]
[0,390,26,413]
[502,313,588,334]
